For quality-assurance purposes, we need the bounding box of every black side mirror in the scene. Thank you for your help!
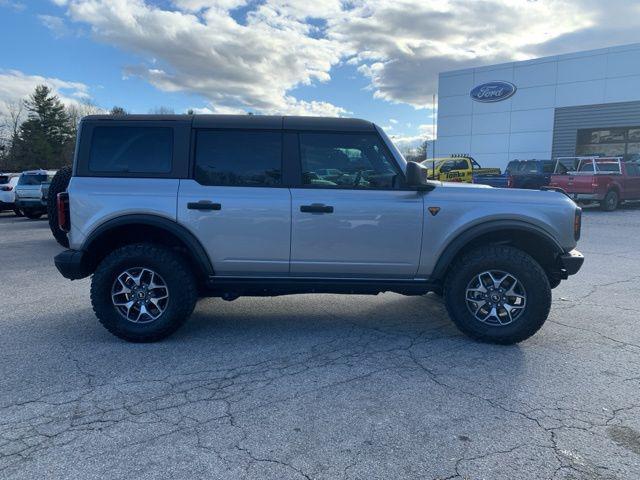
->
[405,161,433,190]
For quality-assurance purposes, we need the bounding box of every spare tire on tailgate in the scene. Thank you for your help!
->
[47,166,72,248]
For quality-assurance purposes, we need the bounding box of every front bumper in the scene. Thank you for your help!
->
[558,249,584,277]
[54,250,91,280]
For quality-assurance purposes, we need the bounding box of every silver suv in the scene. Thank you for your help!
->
[54,115,584,344]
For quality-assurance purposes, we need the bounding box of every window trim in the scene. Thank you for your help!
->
[191,128,286,188]
[88,125,174,175]
[291,130,407,191]
[76,120,190,179]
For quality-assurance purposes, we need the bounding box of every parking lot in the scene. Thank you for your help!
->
[0,207,639,480]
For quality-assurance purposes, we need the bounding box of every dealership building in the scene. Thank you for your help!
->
[435,43,640,170]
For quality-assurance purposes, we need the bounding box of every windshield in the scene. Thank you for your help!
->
[377,127,407,171]
[18,174,48,186]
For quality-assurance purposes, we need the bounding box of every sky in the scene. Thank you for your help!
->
[1,0,639,149]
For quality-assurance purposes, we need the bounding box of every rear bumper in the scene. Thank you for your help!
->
[571,193,604,201]
[54,249,90,280]
[558,249,584,277]
[16,198,47,208]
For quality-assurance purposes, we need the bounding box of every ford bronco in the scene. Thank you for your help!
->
[54,115,584,344]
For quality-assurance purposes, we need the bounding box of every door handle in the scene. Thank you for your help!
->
[300,204,334,214]
[187,201,221,211]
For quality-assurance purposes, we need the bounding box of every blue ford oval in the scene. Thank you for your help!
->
[470,81,517,103]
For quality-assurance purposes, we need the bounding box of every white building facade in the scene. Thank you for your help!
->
[436,43,640,170]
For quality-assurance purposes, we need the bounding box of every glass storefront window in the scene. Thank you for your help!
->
[576,127,640,161]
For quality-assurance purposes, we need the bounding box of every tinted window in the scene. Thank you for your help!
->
[542,162,554,174]
[299,133,399,189]
[18,174,47,185]
[0,175,10,185]
[195,131,282,186]
[89,127,172,174]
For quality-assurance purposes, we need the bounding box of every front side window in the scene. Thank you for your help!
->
[195,130,282,186]
[299,133,400,189]
[89,127,173,174]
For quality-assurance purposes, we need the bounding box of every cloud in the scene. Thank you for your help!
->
[51,0,640,117]
[38,14,71,37]
[0,70,90,117]
[58,0,347,116]
[0,0,25,11]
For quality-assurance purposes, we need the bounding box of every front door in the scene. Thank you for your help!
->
[178,129,291,276]
[290,131,424,278]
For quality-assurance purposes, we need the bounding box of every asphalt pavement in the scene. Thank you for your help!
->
[1,206,639,479]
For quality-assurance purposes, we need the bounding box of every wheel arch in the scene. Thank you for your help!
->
[81,214,214,281]
[431,220,564,284]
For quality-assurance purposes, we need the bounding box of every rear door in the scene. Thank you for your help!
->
[178,129,291,276]
[289,131,423,278]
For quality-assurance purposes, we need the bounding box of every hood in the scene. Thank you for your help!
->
[434,182,573,207]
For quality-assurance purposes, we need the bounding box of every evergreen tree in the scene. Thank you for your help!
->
[9,85,74,170]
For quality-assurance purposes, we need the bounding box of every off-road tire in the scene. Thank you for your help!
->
[91,244,197,342]
[47,166,72,247]
[444,245,552,345]
[23,209,43,220]
[600,190,619,212]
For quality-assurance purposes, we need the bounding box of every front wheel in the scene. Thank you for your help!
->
[90,244,198,342]
[444,245,551,345]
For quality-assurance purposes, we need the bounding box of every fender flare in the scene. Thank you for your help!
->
[82,214,214,277]
[430,220,564,282]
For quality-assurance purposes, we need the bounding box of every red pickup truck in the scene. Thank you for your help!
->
[549,157,640,211]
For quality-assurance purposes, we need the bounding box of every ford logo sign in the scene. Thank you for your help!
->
[470,81,516,103]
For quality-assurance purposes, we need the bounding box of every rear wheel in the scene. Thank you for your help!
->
[47,166,72,247]
[444,245,551,345]
[600,190,619,211]
[23,209,43,219]
[91,244,197,342]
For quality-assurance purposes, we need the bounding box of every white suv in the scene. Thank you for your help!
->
[54,114,584,344]
[0,173,20,215]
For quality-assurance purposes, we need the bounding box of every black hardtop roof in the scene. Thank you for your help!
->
[82,114,376,132]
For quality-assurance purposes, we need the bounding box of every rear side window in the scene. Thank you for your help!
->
[0,175,9,185]
[89,127,173,174]
[18,174,47,185]
[194,130,282,186]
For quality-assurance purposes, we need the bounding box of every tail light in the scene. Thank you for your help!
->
[57,192,70,233]
[0,186,12,192]
[574,208,582,241]
[507,176,513,188]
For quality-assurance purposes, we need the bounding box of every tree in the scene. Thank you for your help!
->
[9,85,75,170]
[149,106,174,114]
[110,106,127,116]
[0,101,25,170]
[67,100,102,128]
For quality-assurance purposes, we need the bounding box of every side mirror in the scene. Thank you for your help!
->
[405,161,433,191]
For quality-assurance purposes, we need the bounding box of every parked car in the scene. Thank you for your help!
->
[54,114,583,345]
[472,160,520,188]
[14,170,56,219]
[473,160,555,189]
[0,173,21,215]
[508,160,555,189]
[549,157,640,211]
[421,155,501,183]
